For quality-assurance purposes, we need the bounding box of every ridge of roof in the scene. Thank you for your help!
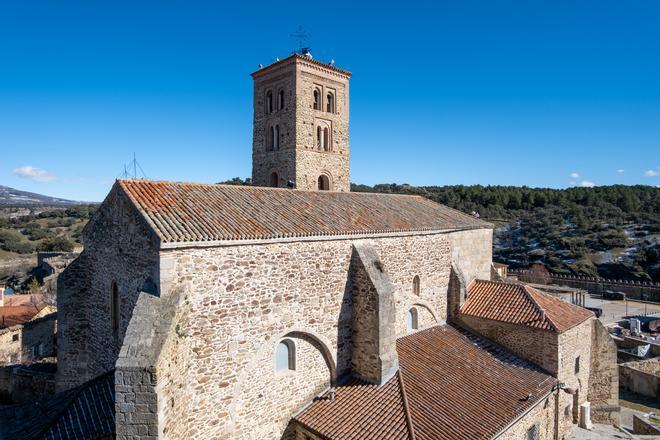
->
[295,324,556,440]
[523,284,559,332]
[397,369,416,440]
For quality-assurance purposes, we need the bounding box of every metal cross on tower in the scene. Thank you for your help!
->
[290,25,310,53]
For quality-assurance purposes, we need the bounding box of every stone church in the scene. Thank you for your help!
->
[53,52,618,439]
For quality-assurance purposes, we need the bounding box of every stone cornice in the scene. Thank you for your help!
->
[158,226,490,251]
[252,54,352,80]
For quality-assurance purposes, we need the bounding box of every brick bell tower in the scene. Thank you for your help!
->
[251,49,351,192]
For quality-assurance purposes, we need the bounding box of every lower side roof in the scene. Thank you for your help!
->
[293,324,556,440]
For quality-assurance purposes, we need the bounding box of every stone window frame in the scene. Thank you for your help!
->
[574,355,580,374]
[318,174,331,191]
[269,171,279,188]
[313,87,322,110]
[12,333,19,342]
[265,90,273,114]
[526,424,539,440]
[275,338,296,374]
[326,90,335,113]
[277,88,285,111]
[407,307,419,331]
[412,275,421,296]
[314,119,332,152]
[266,125,280,151]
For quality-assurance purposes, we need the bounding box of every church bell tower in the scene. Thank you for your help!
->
[251,50,351,192]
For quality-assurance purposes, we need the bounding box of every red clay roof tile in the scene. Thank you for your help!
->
[293,324,556,440]
[462,280,593,333]
[116,180,491,244]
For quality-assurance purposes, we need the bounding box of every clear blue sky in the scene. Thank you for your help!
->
[1,0,659,202]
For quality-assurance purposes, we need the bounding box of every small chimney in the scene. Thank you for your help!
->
[328,387,336,401]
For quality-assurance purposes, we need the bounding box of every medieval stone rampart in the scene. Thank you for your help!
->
[510,269,660,302]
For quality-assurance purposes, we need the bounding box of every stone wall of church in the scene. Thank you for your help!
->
[497,393,558,440]
[557,318,592,432]
[446,228,493,284]
[56,186,161,391]
[460,315,594,436]
[154,231,454,439]
[458,316,560,374]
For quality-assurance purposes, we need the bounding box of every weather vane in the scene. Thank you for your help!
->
[290,25,310,53]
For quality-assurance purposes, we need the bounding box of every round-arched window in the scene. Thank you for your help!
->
[318,175,330,191]
[269,172,279,188]
[275,339,296,372]
[406,308,419,331]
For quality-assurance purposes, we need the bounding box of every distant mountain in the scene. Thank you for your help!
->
[0,185,80,206]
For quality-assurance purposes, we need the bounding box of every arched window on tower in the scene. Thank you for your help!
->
[317,126,322,149]
[274,125,280,150]
[269,172,279,188]
[406,308,419,331]
[323,128,330,151]
[267,126,273,151]
[277,89,284,110]
[412,275,420,296]
[111,282,120,339]
[275,339,296,372]
[326,92,335,113]
[318,175,330,191]
[313,89,320,110]
[266,90,273,114]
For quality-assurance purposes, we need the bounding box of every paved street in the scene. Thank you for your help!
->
[581,295,660,325]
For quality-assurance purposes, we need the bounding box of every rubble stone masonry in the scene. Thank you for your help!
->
[252,56,350,191]
[56,186,161,391]
[152,230,491,439]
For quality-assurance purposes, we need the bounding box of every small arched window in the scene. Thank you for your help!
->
[318,175,330,191]
[323,128,330,151]
[266,90,273,114]
[275,339,295,372]
[317,126,322,149]
[326,93,334,113]
[277,90,284,110]
[269,172,279,188]
[267,126,275,151]
[274,125,280,150]
[412,275,420,296]
[313,89,320,110]
[406,308,418,331]
[111,282,120,338]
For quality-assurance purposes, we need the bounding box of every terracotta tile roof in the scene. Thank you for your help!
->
[293,375,410,440]
[292,325,556,440]
[0,305,43,328]
[462,279,593,333]
[116,180,491,244]
[1,294,47,308]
